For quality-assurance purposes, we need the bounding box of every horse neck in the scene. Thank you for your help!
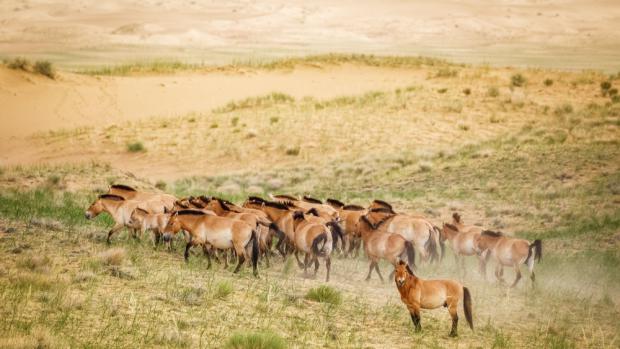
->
[101,199,123,216]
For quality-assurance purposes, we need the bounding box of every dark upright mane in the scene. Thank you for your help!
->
[373,199,393,209]
[176,209,207,216]
[452,212,461,223]
[302,195,323,204]
[444,223,459,231]
[99,194,126,201]
[481,230,503,238]
[306,208,320,216]
[326,198,345,208]
[273,194,299,201]
[360,214,390,230]
[293,211,305,220]
[263,200,296,210]
[343,204,365,211]
[369,207,395,214]
[110,184,137,192]
[248,196,266,203]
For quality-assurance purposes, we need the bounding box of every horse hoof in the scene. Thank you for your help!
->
[449,333,458,338]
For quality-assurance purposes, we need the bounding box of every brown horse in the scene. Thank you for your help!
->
[327,199,367,258]
[442,222,487,277]
[394,261,473,337]
[365,207,440,263]
[107,184,176,213]
[243,196,298,258]
[291,210,334,281]
[205,197,283,266]
[85,194,142,243]
[474,231,542,287]
[358,215,416,282]
[128,208,171,247]
[163,210,259,276]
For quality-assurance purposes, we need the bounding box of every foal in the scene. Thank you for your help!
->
[394,261,473,337]
[128,208,170,247]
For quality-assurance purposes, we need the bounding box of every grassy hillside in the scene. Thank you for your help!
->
[0,55,619,348]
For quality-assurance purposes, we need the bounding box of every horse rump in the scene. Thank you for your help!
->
[311,233,328,257]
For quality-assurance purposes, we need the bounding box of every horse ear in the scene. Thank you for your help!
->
[398,260,406,266]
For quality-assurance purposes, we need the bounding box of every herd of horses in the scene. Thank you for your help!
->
[85,184,543,336]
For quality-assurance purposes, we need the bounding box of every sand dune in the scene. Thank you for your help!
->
[0,65,424,138]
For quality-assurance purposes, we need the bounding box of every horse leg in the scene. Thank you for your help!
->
[510,263,522,288]
[295,250,304,269]
[202,245,212,269]
[374,262,384,282]
[410,307,422,332]
[106,224,123,244]
[303,254,310,276]
[184,242,192,262]
[494,263,504,284]
[365,261,374,281]
[325,256,331,282]
[448,301,459,337]
[233,254,246,273]
[313,257,320,277]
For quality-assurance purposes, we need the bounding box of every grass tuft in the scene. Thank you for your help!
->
[34,60,55,79]
[97,248,126,266]
[214,281,234,300]
[511,73,526,87]
[224,331,286,349]
[305,285,342,305]
[126,141,146,153]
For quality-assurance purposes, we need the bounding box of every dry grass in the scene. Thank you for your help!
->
[97,248,126,266]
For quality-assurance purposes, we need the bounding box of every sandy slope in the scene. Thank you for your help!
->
[0,65,424,138]
[1,0,619,70]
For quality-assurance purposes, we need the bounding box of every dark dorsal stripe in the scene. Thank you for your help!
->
[481,230,503,238]
[373,199,393,209]
[444,223,459,231]
[302,195,323,204]
[293,211,305,220]
[273,194,299,201]
[99,194,125,201]
[135,208,149,215]
[262,200,295,210]
[306,208,320,216]
[110,184,137,192]
[177,209,207,216]
[343,204,364,211]
[326,198,345,208]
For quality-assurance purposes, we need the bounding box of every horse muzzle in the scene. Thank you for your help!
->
[396,279,405,287]
[84,212,92,220]
[162,233,172,242]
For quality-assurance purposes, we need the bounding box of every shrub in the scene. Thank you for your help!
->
[126,142,146,152]
[270,116,279,124]
[224,331,286,349]
[437,88,448,94]
[487,87,500,97]
[98,248,126,266]
[231,117,239,127]
[210,123,219,129]
[554,103,574,116]
[462,88,471,96]
[155,180,167,190]
[34,61,55,79]
[511,73,526,87]
[305,285,342,305]
[544,79,554,86]
[608,88,618,97]
[600,81,612,96]
[7,57,29,70]
[285,147,300,156]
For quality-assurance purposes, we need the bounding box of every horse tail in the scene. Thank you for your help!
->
[268,222,285,241]
[311,233,328,257]
[463,286,474,330]
[425,227,439,263]
[525,239,543,265]
[404,240,416,270]
[250,230,259,276]
[327,221,344,251]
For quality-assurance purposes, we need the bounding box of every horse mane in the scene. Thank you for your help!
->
[369,207,395,214]
[361,214,391,230]
[302,195,323,204]
[212,197,237,211]
[135,208,149,214]
[247,196,266,203]
[263,200,296,210]
[175,200,190,209]
[444,223,459,231]
[481,230,503,238]
[373,199,393,209]
[326,198,345,208]
[306,208,320,216]
[99,194,125,201]
[343,204,365,211]
[176,209,207,216]
[198,195,211,203]
[292,211,305,220]
[110,184,136,192]
[273,194,299,201]
[452,212,461,223]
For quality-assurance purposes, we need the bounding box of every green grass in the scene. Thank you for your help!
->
[305,285,342,306]
[224,331,286,349]
[126,141,146,153]
[33,61,55,79]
